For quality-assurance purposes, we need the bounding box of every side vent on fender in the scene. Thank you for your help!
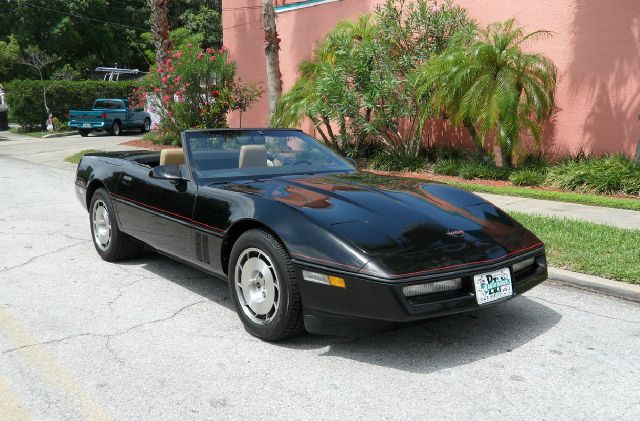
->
[195,232,211,264]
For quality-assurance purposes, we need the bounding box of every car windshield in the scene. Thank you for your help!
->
[183,129,354,180]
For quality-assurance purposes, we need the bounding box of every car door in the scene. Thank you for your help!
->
[121,100,135,128]
[113,162,197,261]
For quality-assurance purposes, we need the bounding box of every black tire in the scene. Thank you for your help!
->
[228,230,304,341]
[89,188,143,262]
[141,118,151,133]
[111,121,122,136]
[79,129,90,137]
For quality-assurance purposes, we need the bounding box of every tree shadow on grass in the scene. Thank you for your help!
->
[122,252,561,374]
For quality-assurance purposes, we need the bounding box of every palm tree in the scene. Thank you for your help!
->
[148,0,172,65]
[271,15,379,153]
[417,19,557,166]
[262,0,283,118]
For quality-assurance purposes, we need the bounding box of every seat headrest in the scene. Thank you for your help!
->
[239,145,267,168]
[160,148,185,166]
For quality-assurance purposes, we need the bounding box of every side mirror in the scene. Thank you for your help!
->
[150,165,184,183]
[134,107,144,112]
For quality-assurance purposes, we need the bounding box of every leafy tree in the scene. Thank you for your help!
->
[417,19,557,166]
[271,0,474,156]
[15,46,59,118]
[0,1,223,81]
[1,0,151,79]
[0,35,20,82]
[176,1,222,49]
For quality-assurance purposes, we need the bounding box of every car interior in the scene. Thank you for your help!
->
[127,145,271,177]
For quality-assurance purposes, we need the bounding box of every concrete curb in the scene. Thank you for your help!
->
[548,267,640,303]
[42,131,77,139]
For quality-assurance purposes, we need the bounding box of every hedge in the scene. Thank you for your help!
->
[4,80,137,128]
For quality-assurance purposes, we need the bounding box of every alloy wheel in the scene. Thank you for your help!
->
[234,247,280,325]
[92,199,111,250]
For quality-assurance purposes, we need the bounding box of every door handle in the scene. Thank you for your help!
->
[121,175,132,185]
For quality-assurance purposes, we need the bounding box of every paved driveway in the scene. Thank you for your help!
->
[0,131,141,169]
[0,146,639,420]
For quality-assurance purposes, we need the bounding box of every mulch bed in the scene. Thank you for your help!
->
[366,169,512,187]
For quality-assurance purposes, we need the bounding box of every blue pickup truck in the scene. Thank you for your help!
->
[68,99,151,137]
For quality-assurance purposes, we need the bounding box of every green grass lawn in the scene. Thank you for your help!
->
[9,128,49,138]
[65,149,103,164]
[509,211,640,284]
[446,180,640,212]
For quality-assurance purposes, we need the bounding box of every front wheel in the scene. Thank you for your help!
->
[229,230,304,341]
[89,188,143,261]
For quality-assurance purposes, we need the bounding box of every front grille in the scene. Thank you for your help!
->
[403,252,545,305]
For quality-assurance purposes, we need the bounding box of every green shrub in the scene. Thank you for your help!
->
[4,80,138,128]
[519,152,547,170]
[134,47,261,145]
[459,161,511,180]
[545,155,640,196]
[369,153,427,172]
[142,130,180,147]
[509,169,546,186]
[425,146,465,162]
[344,139,384,159]
[433,158,462,176]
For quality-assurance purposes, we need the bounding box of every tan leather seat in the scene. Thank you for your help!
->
[239,145,267,168]
[160,148,185,166]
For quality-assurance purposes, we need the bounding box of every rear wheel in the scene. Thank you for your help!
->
[142,118,151,133]
[229,230,304,341]
[79,129,90,137]
[111,121,121,136]
[89,188,143,261]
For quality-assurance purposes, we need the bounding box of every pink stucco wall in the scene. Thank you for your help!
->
[223,0,640,157]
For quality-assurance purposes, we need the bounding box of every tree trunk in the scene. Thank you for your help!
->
[148,0,172,65]
[499,144,514,168]
[464,121,484,158]
[262,0,282,117]
[38,70,49,116]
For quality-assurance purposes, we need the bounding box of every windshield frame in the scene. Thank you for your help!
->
[181,128,356,183]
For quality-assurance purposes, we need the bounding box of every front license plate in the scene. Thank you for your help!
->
[82,123,91,128]
[473,268,513,305]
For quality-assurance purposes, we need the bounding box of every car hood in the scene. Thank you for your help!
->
[225,172,542,276]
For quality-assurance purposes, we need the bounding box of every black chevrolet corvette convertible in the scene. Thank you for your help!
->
[75,128,547,340]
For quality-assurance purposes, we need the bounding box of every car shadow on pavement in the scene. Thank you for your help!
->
[120,252,235,312]
[284,296,562,374]
[122,252,561,374]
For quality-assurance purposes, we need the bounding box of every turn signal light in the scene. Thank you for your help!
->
[402,278,462,297]
[302,271,346,289]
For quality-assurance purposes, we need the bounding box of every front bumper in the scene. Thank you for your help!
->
[295,247,547,335]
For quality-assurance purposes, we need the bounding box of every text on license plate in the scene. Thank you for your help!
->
[473,267,513,305]
[82,123,91,128]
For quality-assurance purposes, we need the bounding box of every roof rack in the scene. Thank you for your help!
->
[95,66,145,81]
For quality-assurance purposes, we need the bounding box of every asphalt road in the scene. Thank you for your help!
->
[1,147,639,420]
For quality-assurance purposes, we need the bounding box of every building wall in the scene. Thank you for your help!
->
[223,0,640,157]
